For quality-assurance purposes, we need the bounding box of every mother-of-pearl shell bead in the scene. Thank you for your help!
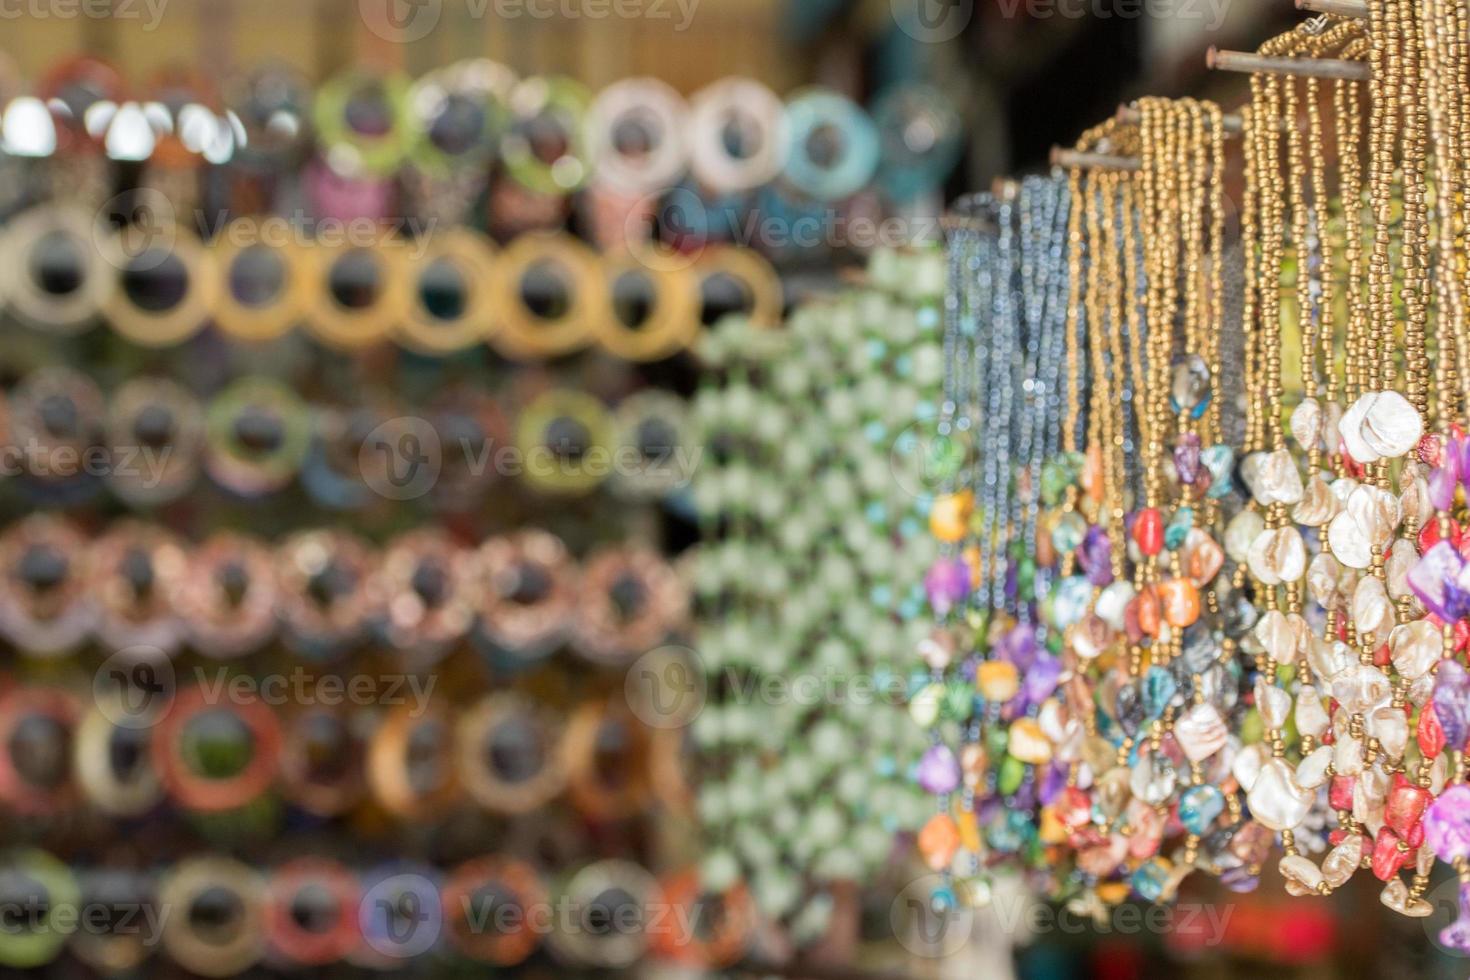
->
[1094,580,1135,631]
[1307,551,1345,606]
[1326,509,1373,569]
[1290,397,1325,451]
[1253,676,1292,729]
[1388,619,1442,680]
[1351,575,1395,647]
[1225,509,1265,563]
[1358,390,1425,460]
[1175,703,1228,762]
[1385,538,1418,600]
[1366,702,1408,761]
[1292,473,1340,527]
[1294,687,1329,737]
[1247,526,1307,585]
[1332,662,1392,714]
[1247,757,1314,831]
[1279,854,1325,895]
[1347,484,1401,550]
[1256,448,1305,505]
[1232,742,1268,793]
[1307,636,1355,683]
[1296,745,1332,789]
[1253,609,1296,662]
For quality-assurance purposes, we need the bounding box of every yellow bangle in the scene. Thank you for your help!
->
[489,231,602,359]
[693,245,783,328]
[456,693,566,814]
[303,237,412,351]
[514,388,614,495]
[210,220,309,343]
[1,204,115,334]
[102,223,216,348]
[157,857,267,977]
[395,228,499,354]
[593,250,699,361]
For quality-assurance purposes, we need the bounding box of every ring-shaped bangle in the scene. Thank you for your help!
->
[0,686,80,815]
[38,54,126,152]
[442,856,547,965]
[428,387,513,511]
[489,231,601,360]
[561,697,654,822]
[871,82,963,204]
[85,520,188,656]
[456,693,566,814]
[210,222,309,342]
[693,246,783,328]
[303,238,412,351]
[547,860,660,968]
[688,77,788,193]
[275,529,376,660]
[157,856,267,978]
[105,376,203,506]
[1,205,115,333]
[781,88,880,201]
[371,528,477,665]
[355,864,443,964]
[204,377,311,496]
[367,703,461,820]
[612,390,694,499]
[649,870,753,968]
[175,531,280,659]
[301,400,400,512]
[408,58,514,175]
[266,857,362,967]
[8,366,106,473]
[572,547,689,665]
[153,684,282,812]
[0,515,95,657]
[278,705,366,817]
[500,75,593,195]
[594,250,699,361]
[395,228,499,354]
[224,63,312,172]
[471,530,578,663]
[514,388,614,495]
[71,868,154,973]
[586,77,688,195]
[75,697,164,817]
[102,222,216,347]
[0,849,80,968]
[313,69,415,177]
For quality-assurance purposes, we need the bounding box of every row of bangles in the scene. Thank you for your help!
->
[0,367,697,506]
[0,682,686,824]
[0,55,960,212]
[0,851,749,974]
[0,517,688,665]
[899,0,1470,953]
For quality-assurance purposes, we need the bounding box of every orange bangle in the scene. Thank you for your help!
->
[367,703,461,819]
[153,685,281,812]
[561,697,653,822]
[266,857,362,967]
[0,685,79,815]
[456,694,566,814]
[441,856,547,965]
[649,869,754,968]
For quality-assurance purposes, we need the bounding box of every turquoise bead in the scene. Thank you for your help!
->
[1142,666,1177,719]
[1131,859,1171,902]
[1051,511,1087,553]
[1048,575,1093,630]
[1178,784,1225,835]
[1165,508,1194,550]
[1202,444,1235,498]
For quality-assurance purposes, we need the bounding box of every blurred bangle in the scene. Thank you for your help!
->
[85,521,187,656]
[489,231,600,360]
[0,205,114,334]
[500,75,592,195]
[0,850,79,968]
[157,856,267,978]
[547,860,660,968]
[456,693,566,814]
[572,546,689,665]
[514,387,613,495]
[38,54,126,155]
[204,377,311,496]
[303,237,412,351]
[7,366,105,494]
[613,389,694,500]
[0,515,95,656]
[224,64,312,179]
[407,59,513,176]
[650,870,754,968]
[426,386,512,512]
[781,89,879,202]
[395,228,498,355]
[74,696,164,817]
[105,377,203,506]
[371,528,476,666]
[0,685,79,815]
[314,69,414,178]
[442,856,547,966]
[101,220,215,348]
[586,78,688,196]
[594,250,699,362]
[278,705,366,818]
[367,704,461,820]
[470,529,578,665]
[275,529,375,661]
[71,868,154,973]
[210,222,309,342]
[693,246,783,328]
[301,401,397,511]
[688,78,787,194]
[562,697,653,822]
[266,857,362,967]
[153,685,281,812]
[872,82,963,204]
[175,532,280,659]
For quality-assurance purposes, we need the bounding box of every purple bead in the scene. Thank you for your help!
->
[1219,866,1260,893]
[1011,778,1037,811]
[998,623,1038,670]
[916,744,962,795]
[1430,464,1459,511]
[1410,541,1468,622]
[924,558,970,617]
[1433,663,1470,756]
[1078,525,1114,588]
[1174,432,1203,485]
[1038,761,1067,806]
[1438,919,1470,957]
[1457,437,1470,488]
[1022,654,1062,706]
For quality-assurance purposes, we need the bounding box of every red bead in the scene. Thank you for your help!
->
[1419,704,1446,757]
[1419,433,1445,467]
[1456,620,1470,654]
[1058,786,1091,830]
[1373,643,1391,668]
[1371,827,1408,881]
[1385,775,1431,837]
[1329,829,1349,846]
[1329,775,1355,811]
[1133,508,1165,557]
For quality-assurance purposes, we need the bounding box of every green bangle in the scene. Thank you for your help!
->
[0,849,79,968]
[500,76,593,195]
[314,69,415,177]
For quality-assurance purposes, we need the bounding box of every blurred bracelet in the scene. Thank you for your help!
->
[370,528,477,666]
[153,684,281,812]
[266,857,362,967]
[157,856,267,978]
[489,231,601,360]
[367,703,461,820]
[105,376,203,506]
[501,75,592,196]
[203,376,311,496]
[303,237,412,351]
[210,222,310,342]
[275,528,376,661]
[689,78,787,194]
[0,849,80,968]
[75,695,163,818]
[693,245,783,328]
[514,387,614,495]
[562,697,654,822]
[650,869,754,969]
[1,205,115,334]
[456,693,566,815]
[0,685,80,815]
[101,220,215,348]
[781,89,880,202]
[175,531,279,659]
[594,250,699,362]
[313,69,415,178]
[71,867,154,973]
[572,546,689,665]
[395,228,498,354]
[278,704,367,818]
[470,529,578,666]
[587,77,688,196]
[613,389,695,500]
[547,860,660,968]
[86,521,188,656]
[442,856,547,966]
[0,515,94,656]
